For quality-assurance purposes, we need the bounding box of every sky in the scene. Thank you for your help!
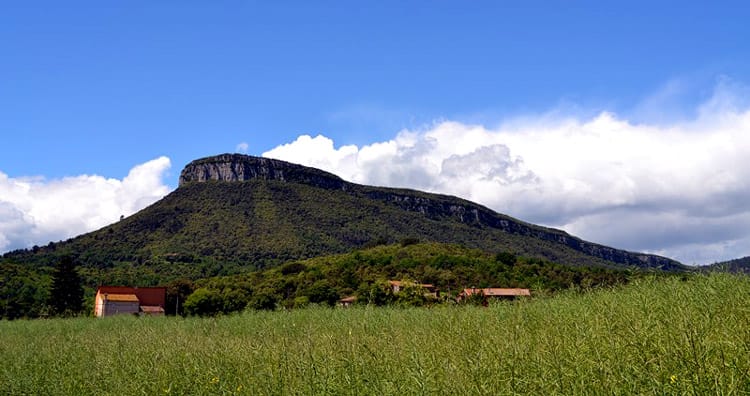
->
[2,1,750,265]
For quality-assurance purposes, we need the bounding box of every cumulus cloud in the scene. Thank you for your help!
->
[0,157,172,253]
[264,82,750,264]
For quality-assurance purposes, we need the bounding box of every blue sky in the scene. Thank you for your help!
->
[2,1,750,264]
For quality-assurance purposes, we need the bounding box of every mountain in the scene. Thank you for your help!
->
[704,256,750,273]
[2,154,684,278]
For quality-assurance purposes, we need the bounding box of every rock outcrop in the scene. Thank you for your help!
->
[179,154,347,190]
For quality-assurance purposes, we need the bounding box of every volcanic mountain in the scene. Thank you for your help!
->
[4,154,683,275]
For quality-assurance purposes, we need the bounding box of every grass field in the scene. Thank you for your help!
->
[1,273,748,395]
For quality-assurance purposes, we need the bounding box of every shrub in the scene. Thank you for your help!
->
[183,288,223,316]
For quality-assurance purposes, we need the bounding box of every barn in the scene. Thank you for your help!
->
[94,286,167,317]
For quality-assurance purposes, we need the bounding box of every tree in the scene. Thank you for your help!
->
[47,256,84,316]
[248,289,278,311]
[305,280,339,306]
[396,280,429,307]
[362,280,395,306]
[495,251,517,267]
[183,288,223,316]
[165,278,195,316]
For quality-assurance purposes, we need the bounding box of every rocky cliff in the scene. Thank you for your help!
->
[179,154,347,190]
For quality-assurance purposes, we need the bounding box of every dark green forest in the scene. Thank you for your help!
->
[166,242,671,316]
[2,242,669,319]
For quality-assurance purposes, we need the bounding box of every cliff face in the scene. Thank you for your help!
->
[179,154,347,190]
[358,188,681,270]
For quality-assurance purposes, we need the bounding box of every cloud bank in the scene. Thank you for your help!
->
[0,157,171,253]
[265,86,750,265]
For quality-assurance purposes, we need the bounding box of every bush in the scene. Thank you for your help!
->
[305,280,339,306]
[362,280,395,306]
[280,262,306,275]
[400,237,420,247]
[495,251,517,266]
[183,288,223,316]
[248,290,278,311]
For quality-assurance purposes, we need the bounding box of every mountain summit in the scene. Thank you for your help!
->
[179,154,346,190]
[4,154,683,277]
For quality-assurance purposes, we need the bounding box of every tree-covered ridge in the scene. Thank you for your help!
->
[705,256,750,273]
[0,263,51,319]
[180,242,656,315]
[0,241,683,319]
[3,176,683,276]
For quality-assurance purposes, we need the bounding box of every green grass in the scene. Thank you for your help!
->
[1,274,748,395]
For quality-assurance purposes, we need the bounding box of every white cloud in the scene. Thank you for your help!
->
[236,142,249,154]
[0,157,172,253]
[264,82,750,264]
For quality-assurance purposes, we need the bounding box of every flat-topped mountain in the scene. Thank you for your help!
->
[3,154,684,276]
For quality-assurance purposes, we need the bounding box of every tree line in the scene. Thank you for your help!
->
[2,242,671,319]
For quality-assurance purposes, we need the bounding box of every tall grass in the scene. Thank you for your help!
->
[1,274,748,395]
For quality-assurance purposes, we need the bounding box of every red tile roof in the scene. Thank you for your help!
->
[104,294,139,302]
[96,286,166,307]
[140,306,165,314]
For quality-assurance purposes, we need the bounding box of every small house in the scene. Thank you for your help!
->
[338,296,357,307]
[94,286,167,317]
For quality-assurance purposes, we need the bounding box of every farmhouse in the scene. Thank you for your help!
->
[94,286,167,317]
[457,288,531,303]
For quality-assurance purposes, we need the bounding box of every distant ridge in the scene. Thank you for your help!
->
[4,154,684,274]
[705,256,750,273]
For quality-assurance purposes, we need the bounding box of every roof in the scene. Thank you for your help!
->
[461,288,531,297]
[104,294,139,302]
[389,280,435,289]
[140,306,165,314]
[96,286,167,307]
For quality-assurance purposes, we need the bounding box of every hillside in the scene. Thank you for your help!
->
[181,241,641,315]
[705,256,750,273]
[2,154,683,279]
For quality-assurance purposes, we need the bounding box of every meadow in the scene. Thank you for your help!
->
[1,273,748,395]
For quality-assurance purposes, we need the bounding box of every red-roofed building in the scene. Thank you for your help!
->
[94,286,167,317]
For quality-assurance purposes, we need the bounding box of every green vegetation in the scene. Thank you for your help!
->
[181,242,638,315]
[0,263,50,319]
[707,255,750,273]
[47,256,85,316]
[1,241,645,319]
[1,274,747,395]
[0,175,686,319]
[3,178,683,281]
